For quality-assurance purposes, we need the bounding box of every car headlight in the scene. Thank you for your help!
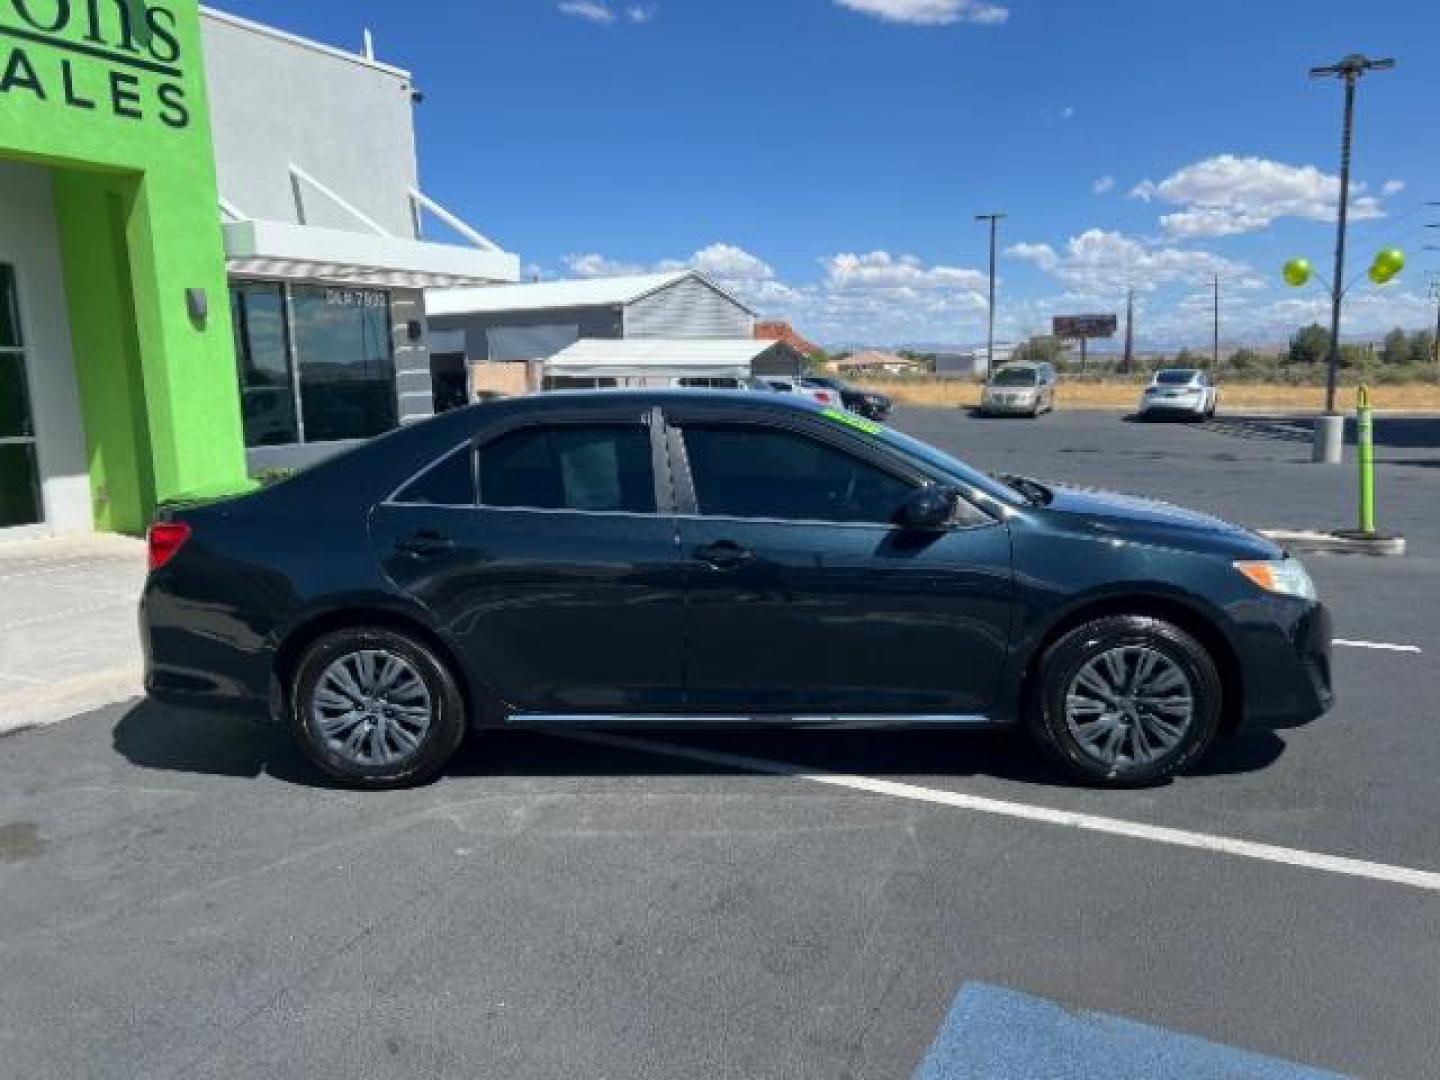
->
[1235,559,1318,601]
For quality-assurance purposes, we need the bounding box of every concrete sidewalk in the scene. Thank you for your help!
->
[0,534,145,736]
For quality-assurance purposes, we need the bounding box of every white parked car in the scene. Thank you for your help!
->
[1139,369,1218,421]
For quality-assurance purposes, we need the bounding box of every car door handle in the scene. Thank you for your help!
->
[396,531,456,558]
[695,540,755,570]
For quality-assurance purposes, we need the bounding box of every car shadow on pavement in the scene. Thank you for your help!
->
[112,699,1289,793]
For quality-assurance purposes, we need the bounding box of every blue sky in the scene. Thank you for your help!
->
[217,0,1440,349]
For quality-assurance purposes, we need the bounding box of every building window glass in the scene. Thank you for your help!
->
[291,286,397,443]
[0,264,42,528]
[230,282,299,447]
[230,282,399,449]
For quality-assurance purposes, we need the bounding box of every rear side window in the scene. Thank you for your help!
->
[682,424,914,524]
[394,445,476,506]
[479,425,656,514]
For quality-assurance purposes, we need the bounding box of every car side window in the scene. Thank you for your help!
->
[393,444,476,506]
[681,423,915,525]
[478,424,657,514]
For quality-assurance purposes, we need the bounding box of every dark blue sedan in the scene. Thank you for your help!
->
[141,392,1332,788]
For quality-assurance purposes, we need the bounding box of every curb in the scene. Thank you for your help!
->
[0,665,142,738]
[1259,529,1407,558]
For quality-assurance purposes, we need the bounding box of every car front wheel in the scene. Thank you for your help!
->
[1029,615,1223,786]
[291,626,466,788]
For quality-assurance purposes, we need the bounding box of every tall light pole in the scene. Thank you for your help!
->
[975,213,1006,374]
[1309,54,1395,424]
[1212,275,1221,371]
[1426,252,1440,369]
[1122,288,1136,374]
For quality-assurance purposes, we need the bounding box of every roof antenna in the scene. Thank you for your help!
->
[362,28,375,61]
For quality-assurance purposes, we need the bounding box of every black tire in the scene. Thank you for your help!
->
[291,626,466,789]
[1028,615,1223,787]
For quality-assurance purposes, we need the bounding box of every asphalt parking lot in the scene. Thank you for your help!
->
[2,407,1438,1079]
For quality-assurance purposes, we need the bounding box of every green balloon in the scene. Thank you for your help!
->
[1369,263,1392,285]
[1283,258,1312,287]
[1373,248,1405,278]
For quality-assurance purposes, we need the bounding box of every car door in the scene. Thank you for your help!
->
[370,407,686,715]
[664,406,1015,717]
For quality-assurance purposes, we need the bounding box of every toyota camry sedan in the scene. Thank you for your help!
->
[142,391,1331,789]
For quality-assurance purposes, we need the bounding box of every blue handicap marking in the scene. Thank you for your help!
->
[914,983,1350,1079]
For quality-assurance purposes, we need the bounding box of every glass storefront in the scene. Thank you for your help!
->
[0,264,43,529]
[230,281,398,448]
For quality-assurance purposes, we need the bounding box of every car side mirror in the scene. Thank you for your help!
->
[900,485,959,531]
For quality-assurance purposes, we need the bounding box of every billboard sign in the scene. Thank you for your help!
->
[1053,314,1118,340]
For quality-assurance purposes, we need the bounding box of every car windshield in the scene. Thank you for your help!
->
[846,421,1027,507]
[1155,369,1199,385]
[991,367,1039,387]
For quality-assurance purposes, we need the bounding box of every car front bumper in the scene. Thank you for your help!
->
[982,396,1038,414]
[1234,599,1334,729]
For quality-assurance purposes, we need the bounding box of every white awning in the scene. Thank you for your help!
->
[224,219,520,290]
[544,338,785,379]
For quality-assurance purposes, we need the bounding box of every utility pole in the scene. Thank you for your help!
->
[1430,273,1440,369]
[975,213,1006,374]
[1309,54,1395,416]
[1122,289,1135,374]
[1212,275,1221,372]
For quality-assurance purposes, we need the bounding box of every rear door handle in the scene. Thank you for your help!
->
[396,530,456,558]
[695,540,755,570]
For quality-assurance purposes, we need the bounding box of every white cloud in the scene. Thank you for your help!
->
[1006,228,1257,293]
[1092,176,1115,195]
[558,1,616,24]
[1060,106,1076,121]
[832,0,1008,26]
[1132,155,1388,239]
[659,243,776,283]
[821,251,988,293]
[563,252,648,277]
[1382,179,1406,197]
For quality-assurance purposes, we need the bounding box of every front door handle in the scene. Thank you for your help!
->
[695,540,755,570]
[396,530,456,558]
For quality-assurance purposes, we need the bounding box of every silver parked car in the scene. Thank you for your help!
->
[980,363,1056,418]
[1139,369,1218,421]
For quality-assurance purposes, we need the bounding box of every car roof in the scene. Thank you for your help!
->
[474,388,830,414]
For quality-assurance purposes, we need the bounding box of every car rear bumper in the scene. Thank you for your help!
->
[1139,399,1206,416]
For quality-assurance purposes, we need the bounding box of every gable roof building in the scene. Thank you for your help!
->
[427,270,757,364]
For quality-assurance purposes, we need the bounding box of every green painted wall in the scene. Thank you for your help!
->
[0,0,246,532]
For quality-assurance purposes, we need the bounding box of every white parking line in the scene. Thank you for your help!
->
[1333,639,1423,654]
[554,731,1440,895]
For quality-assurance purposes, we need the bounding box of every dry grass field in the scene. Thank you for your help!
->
[863,378,1440,413]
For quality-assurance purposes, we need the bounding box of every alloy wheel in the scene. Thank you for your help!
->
[311,649,434,767]
[1063,646,1195,770]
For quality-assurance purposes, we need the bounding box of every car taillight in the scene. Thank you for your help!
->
[148,522,191,572]
[814,391,834,404]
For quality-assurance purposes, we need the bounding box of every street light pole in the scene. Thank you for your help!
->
[975,213,1006,375]
[1212,274,1220,372]
[1308,53,1395,462]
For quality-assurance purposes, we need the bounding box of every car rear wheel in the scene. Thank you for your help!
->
[291,626,466,788]
[1029,615,1223,786]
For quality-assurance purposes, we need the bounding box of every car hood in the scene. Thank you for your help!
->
[1036,482,1280,558]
